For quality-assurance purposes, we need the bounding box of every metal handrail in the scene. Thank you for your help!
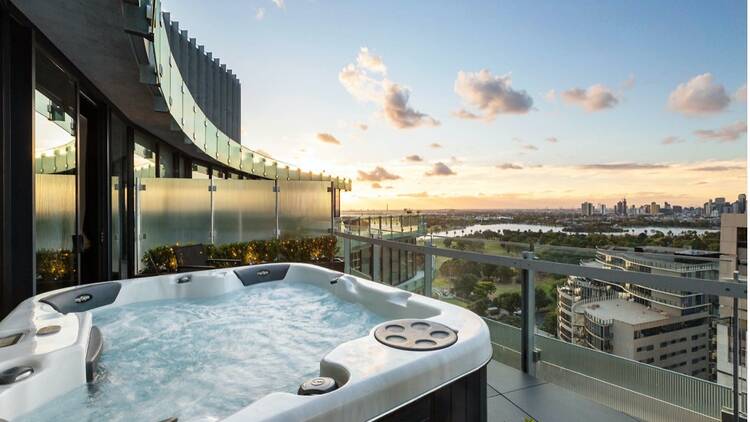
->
[334,230,746,299]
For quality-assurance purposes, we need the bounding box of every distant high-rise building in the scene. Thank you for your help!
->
[705,199,714,217]
[615,198,628,216]
[599,204,607,215]
[581,202,594,216]
[650,201,660,215]
[736,194,747,214]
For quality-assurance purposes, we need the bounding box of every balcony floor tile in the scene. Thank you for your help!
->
[486,360,638,422]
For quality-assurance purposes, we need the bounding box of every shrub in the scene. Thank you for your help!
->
[140,235,338,274]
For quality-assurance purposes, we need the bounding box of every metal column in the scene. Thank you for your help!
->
[521,251,536,376]
[373,244,381,282]
[424,250,433,298]
[209,179,215,244]
[733,271,741,421]
[273,179,279,239]
[343,237,351,274]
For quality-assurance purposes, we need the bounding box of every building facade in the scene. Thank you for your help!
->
[0,0,350,318]
[716,213,747,394]
[557,249,717,378]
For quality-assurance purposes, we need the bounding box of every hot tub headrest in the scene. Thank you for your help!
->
[234,264,291,286]
[39,282,121,314]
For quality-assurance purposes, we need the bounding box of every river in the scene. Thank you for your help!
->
[431,223,718,238]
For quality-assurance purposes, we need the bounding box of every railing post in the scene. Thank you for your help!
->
[424,243,433,298]
[209,178,215,244]
[521,251,536,376]
[343,236,351,274]
[273,179,280,240]
[134,177,142,274]
[373,243,381,282]
[732,271,740,421]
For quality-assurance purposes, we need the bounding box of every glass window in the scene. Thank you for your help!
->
[133,133,156,179]
[192,163,210,179]
[34,50,78,293]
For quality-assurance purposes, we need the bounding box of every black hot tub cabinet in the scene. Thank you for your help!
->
[0,263,492,421]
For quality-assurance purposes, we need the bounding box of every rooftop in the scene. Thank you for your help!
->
[577,298,668,325]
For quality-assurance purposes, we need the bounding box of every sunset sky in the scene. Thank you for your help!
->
[163,0,747,210]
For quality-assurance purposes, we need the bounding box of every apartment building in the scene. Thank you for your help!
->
[557,249,716,378]
[716,213,748,393]
[0,0,350,318]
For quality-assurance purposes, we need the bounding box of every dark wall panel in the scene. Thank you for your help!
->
[1,9,36,317]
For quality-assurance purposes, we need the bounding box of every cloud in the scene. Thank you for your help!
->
[425,162,456,176]
[578,163,670,170]
[544,90,556,103]
[735,84,747,103]
[272,0,284,8]
[497,163,523,170]
[339,49,438,129]
[356,47,386,74]
[561,84,619,112]
[404,154,423,162]
[397,192,429,198]
[694,121,747,142]
[668,73,730,115]
[452,109,481,120]
[358,123,368,131]
[661,136,685,145]
[545,137,558,143]
[690,165,745,172]
[622,74,636,90]
[371,182,383,189]
[316,133,341,145]
[255,8,265,20]
[429,142,442,148]
[357,166,401,181]
[521,144,538,151]
[383,82,440,129]
[450,156,463,164]
[453,70,533,120]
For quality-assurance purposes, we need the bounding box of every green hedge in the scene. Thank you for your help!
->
[141,235,339,274]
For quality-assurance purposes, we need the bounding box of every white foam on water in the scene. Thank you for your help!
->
[19,282,386,422]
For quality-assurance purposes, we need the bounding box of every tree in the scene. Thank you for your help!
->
[470,299,489,316]
[495,291,522,314]
[453,273,479,298]
[535,287,551,309]
[443,238,452,248]
[439,259,462,278]
[472,280,496,299]
[540,310,558,335]
[480,263,498,279]
[495,266,516,284]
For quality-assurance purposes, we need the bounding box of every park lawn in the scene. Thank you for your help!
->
[441,297,470,308]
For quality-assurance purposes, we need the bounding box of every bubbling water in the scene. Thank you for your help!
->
[20,282,385,422]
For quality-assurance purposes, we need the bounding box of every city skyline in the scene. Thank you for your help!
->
[163,0,747,209]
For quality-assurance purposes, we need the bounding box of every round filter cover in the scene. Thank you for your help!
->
[374,319,457,351]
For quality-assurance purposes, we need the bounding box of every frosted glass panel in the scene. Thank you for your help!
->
[213,179,276,244]
[35,174,76,292]
[278,181,331,237]
[36,174,76,251]
[138,178,211,264]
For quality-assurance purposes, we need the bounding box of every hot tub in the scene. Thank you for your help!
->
[0,263,491,421]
